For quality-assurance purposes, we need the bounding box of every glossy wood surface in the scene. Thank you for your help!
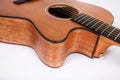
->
[0,0,119,67]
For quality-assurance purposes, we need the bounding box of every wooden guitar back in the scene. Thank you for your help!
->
[0,0,114,67]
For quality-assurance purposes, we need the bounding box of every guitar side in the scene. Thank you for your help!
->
[0,0,118,67]
[0,17,98,67]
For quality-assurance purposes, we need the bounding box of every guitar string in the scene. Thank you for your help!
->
[58,7,79,17]
[48,2,82,18]
[50,6,79,18]
[47,2,120,40]
[85,19,120,39]
[50,1,120,40]
[78,13,118,34]
[73,13,118,37]
[51,4,77,15]
[73,13,120,40]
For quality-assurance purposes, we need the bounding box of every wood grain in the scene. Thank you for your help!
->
[0,17,98,67]
[0,0,119,67]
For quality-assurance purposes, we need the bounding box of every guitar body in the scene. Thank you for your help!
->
[0,0,116,67]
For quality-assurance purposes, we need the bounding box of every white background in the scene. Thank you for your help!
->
[0,0,120,80]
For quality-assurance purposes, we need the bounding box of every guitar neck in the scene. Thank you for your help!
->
[71,13,120,44]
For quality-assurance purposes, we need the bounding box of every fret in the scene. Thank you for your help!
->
[81,17,95,26]
[107,27,120,39]
[77,15,89,23]
[114,33,120,40]
[86,19,100,30]
[111,28,120,36]
[73,13,85,21]
[116,33,120,39]
[90,21,101,29]
[117,36,120,40]
[101,24,111,34]
[112,28,120,39]
[97,23,108,33]
[103,26,114,36]
[93,22,105,31]
[107,27,116,37]
[85,18,97,26]
[95,23,105,31]
[81,16,93,24]
[71,13,120,44]
[104,26,114,32]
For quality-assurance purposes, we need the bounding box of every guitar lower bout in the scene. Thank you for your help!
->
[0,0,118,67]
[0,16,108,67]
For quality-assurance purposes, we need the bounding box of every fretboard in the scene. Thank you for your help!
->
[71,13,120,43]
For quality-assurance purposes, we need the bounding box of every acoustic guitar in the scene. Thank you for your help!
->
[0,0,120,67]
